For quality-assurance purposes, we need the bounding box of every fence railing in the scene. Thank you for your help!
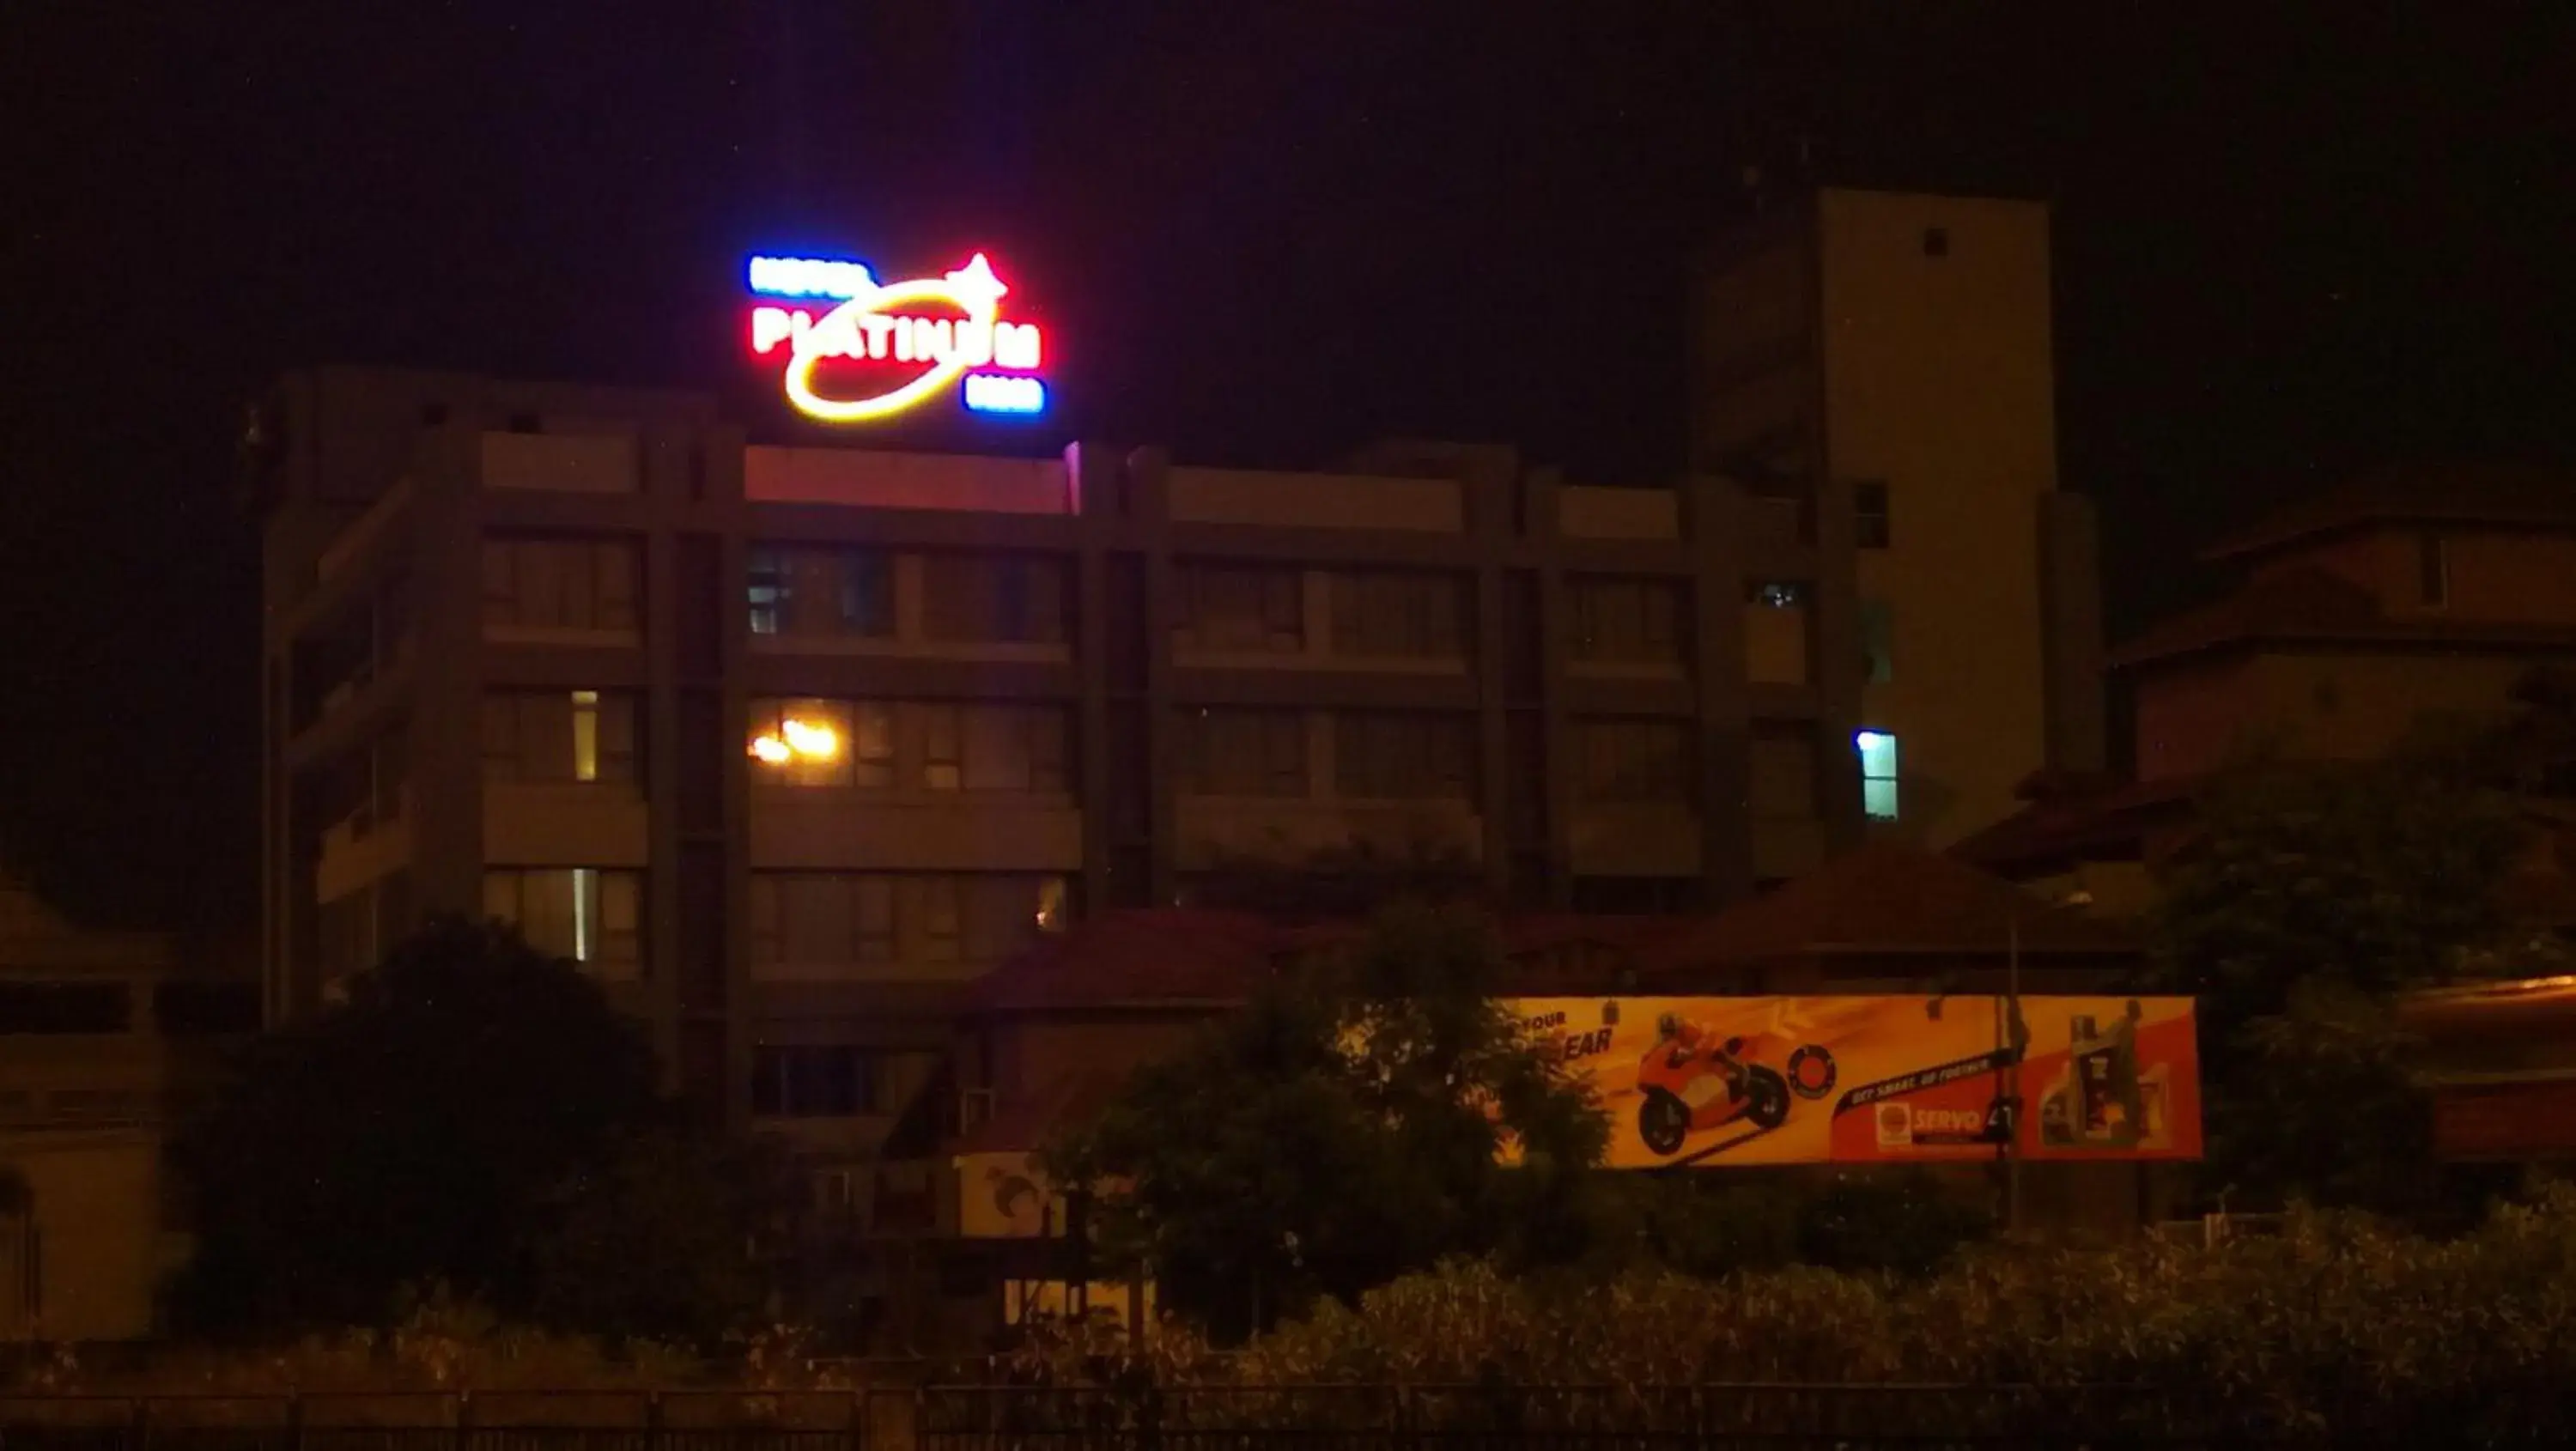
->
[0,1384,2253,1451]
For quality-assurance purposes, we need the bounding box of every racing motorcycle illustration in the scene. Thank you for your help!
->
[1634,1014,1836,1157]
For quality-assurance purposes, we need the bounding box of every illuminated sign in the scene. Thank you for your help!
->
[745,252,1048,423]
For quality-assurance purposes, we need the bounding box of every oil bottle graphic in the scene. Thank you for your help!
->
[2041,999,2148,1149]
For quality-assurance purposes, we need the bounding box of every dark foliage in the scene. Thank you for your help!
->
[168,916,774,1343]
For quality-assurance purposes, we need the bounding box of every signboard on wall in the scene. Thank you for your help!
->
[1501,995,2202,1169]
[744,251,1048,423]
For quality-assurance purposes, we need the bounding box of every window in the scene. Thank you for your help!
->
[480,691,639,784]
[1568,576,1685,665]
[1329,570,1467,659]
[1856,730,1900,822]
[926,704,1072,793]
[747,698,893,788]
[751,1045,876,1118]
[1859,599,1895,683]
[2419,532,2448,608]
[1334,713,1474,800]
[1853,483,1891,549]
[750,872,1065,975]
[918,875,962,962]
[1573,718,1694,804]
[921,554,1067,644]
[1922,227,1950,258]
[0,982,131,1035]
[480,537,641,634]
[1744,582,1812,686]
[1175,708,1308,797]
[1748,729,1818,819]
[1175,561,1303,653]
[483,869,643,979]
[151,982,261,1035]
[748,545,894,639]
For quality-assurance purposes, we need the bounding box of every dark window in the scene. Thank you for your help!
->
[1860,599,1895,683]
[0,982,131,1034]
[1923,228,1950,258]
[153,982,261,1035]
[1854,482,1892,549]
[751,1045,876,1118]
[2419,533,2449,608]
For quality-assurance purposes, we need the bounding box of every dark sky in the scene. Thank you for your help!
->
[5,2,2574,936]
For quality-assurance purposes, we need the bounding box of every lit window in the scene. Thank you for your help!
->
[571,689,601,782]
[1856,730,1899,822]
[748,547,787,635]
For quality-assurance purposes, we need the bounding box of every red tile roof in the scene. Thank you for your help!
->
[967,908,1284,1014]
[973,849,2135,1018]
[951,1071,1128,1157]
[1637,844,2136,976]
[2110,567,2576,671]
[1949,774,2202,874]
[2203,462,2576,563]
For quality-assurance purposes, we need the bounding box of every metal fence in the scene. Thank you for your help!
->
[0,1385,2262,1451]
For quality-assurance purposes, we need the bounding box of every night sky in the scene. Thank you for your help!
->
[5,2,2573,939]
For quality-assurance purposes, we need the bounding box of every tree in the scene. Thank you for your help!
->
[1046,904,1606,1339]
[169,916,775,1341]
[526,1124,787,1342]
[2147,757,2520,1211]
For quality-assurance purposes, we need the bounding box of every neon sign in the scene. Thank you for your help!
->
[745,252,1048,422]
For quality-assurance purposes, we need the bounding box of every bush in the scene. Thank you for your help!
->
[1020,1184,2576,1446]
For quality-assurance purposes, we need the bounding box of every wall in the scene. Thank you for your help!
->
[0,1130,173,1341]
[1818,191,2062,847]
[2135,647,2549,780]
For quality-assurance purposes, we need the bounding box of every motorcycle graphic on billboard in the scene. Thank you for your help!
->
[1505,995,2201,1169]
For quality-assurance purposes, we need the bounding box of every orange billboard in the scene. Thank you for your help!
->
[1504,996,2202,1168]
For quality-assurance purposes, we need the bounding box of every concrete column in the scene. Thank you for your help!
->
[401,423,489,923]
[1127,447,1178,907]
[1068,441,1119,920]
[1812,474,1867,847]
[1526,467,1573,908]
[2038,492,2108,774]
[1686,473,1756,904]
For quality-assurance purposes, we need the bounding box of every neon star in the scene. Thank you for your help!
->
[784,253,1011,423]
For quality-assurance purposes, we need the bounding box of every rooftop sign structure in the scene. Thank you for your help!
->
[744,252,1047,422]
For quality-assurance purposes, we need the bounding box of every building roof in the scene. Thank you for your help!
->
[951,1072,1128,1157]
[966,908,1286,1015]
[2110,564,2576,671]
[1638,844,2136,977]
[2203,462,2576,563]
[974,850,2135,1018]
[1950,775,2204,876]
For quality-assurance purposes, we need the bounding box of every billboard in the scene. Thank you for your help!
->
[1504,996,2201,1168]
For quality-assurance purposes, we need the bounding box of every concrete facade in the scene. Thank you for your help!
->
[1693,189,2105,847]
[0,875,251,1342]
[249,367,1894,1158]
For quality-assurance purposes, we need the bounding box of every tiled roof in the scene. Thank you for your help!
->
[1637,844,2136,976]
[966,908,1286,1014]
[951,1072,1127,1157]
[2203,463,2576,562]
[2111,562,2576,670]
[971,851,2137,1018]
[1949,774,2202,874]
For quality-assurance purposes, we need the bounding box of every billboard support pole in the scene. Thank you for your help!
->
[2006,915,2024,1234]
